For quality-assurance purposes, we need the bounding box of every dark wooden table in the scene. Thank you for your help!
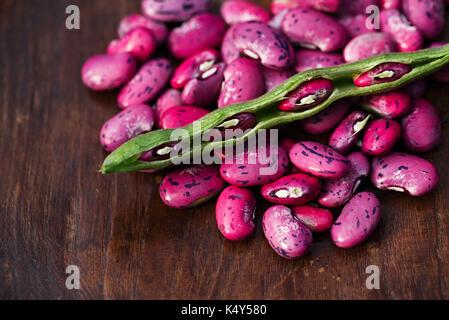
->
[1,0,448,300]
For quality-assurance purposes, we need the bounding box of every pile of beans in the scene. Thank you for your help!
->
[82,0,447,260]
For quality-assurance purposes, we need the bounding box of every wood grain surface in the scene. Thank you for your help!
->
[0,0,448,300]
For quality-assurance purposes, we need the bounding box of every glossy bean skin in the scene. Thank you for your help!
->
[380,9,423,52]
[221,0,271,25]
[159,106,210,129]
[262,205,313,260]
[361,90,411,119]
[168,13,226,59]
[380,0,401,9]
[231,21,295,69]
[338,13,377,38]
[142,0,210,22]
[403,0,445,39]
[118,58,173,109]
[220,145,290,187]
[107,27,157,62]
[100,104,156,153]
[344,33,397,63]
[300,100,351,135]
[291,205,334,233]
[159,165,225,209]
[221,24,240,64]
[278,79,334,112]
[118,14,168,45]
[329,111,370,154]
[371,152,439,196]
[171,49,220,89]
[290,141,351,179]
[318,152,371,207]
[216,186,257,241]
[268,9,289,30]
[218,58,265,108]
[282,8,348,53]
[354,62,411,87]
[295,50,344,73]
[261,173,322,206]
[155,88,182,125]
[331,192,381,248]
[261,67,296,93]
[362,119,401,156]
[401,99,442,152]
[81,53,137,91]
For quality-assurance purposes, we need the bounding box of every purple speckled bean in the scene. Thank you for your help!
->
[100,104,156,153]
[361,90,411,119]
[220,144,290,187]
[81,53,137,91]
[231,21,295,69]
[344,33,397,63]
[118,58,173,109]
[291,205,334,233]
[331,192,381,248]
[371,152,439,196]
[354,62,411,87]
[216,186,257,241]
[329,111,370,154]
[295,50,344,73]
[118,14,168,45]
[380,9,423,52]
[260,67,296,93]
[401,99,442,152]
[290,141,351,179]
[403,79,427,98]
[361,119,401,156]
[142,0,210,22]
[339,0,379,15]
[278,79,334,112]
[159,106,210,129]
[380,0,401,9]
[168,13,226,59]
[429,42,449,82]
[262,205,313,260]
[300,99,351,135]
[221,25,240,64]
[282,8,348,52]
[261,173,322,206]
[156,88,182,122]
[403,0,445,39]
[107,27,157,62]
[221,0,271,25]
[318,152,371,208]
[159,165,225,209]
[338,13,377,38]
[218,58,265,108]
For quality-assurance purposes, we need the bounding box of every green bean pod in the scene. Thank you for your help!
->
[101,45,449,174]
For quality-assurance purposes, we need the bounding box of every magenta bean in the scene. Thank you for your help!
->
[380,9,423,53]
[329,111,371,154]
[403,0,445,39]
[260,67,296,93]
[290,141,351,179]
[301,99,351,135]
[221,25,240,64]
[155,88,182,127]
[304,0,341,12]
[159,106,210,129]
[221,0,271,25]
[371,152,439,196]
[403,79,427,98]
[206,113,257,142]
[268,9,289,30]
[318,152,371,208]
[282,8,348,53]
[171,49,220,89]
[295,50,344,73]
[107,27,157,62]
[339,0,379,15]
[361,119,401,156]
[344,33,397,63]
[354,62,411,87]
[261,173,322,206]
[361,90,411,119]
[118,14,168,45]
[100,104,156,153]
[141,0,210,22]
[81,53,137,91]
[118,58,173,109]
[380,0,401,9]
[218,58,265,108]
[331,192,381,248]
[278,79,334,112]
[220,145,290,187]
[216,186,257,241]
[338,14,377,38]
[429,43,449,82]
[168,13,226,59]
[231,21,295,69]
[401,99,442,152]
[291,205,334,233]
[270,0,299,15]
[159,165,225,209]
[262,205,313,259]
[279,138,297,153]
